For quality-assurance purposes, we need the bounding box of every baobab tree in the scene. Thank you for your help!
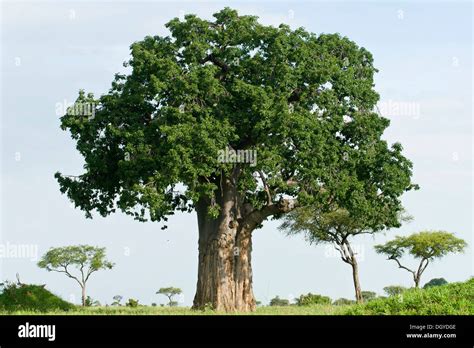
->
[375,231,466,288]
[55,8,416,311]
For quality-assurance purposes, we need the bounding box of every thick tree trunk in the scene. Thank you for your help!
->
[192,179,256,312]
[351,259,363,303]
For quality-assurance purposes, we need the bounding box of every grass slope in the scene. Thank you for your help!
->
[344,278,474,315]
[0,283,74,313]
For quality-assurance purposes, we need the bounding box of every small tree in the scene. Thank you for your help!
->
[269,296,289,306]
[112,295,123,306]
[37,245,114,306]
[156,287,182,307]
[280,207,411,303]
[375,231,466,288]
[296,293,331,306]
[383,285,407,296]
[423,278,448,289]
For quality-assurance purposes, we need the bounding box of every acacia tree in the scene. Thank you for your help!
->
[375,231,466,288]
[112,295,123,306]
[156,287,182,306]
[281,208,399,303]
[55,8,416,311]
[38,245,114,306]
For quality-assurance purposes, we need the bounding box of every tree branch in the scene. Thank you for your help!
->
[242,198,297,231]
[417,258,429,279]
[48,265,83,287]
[334,245,351,264]
[84,267,96,283]
[201,54,230,73]
[258,170,272,206]
[389,256,415,276]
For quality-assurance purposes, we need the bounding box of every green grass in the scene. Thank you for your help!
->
[0,303,347,315]
[1,279,472,315]
[344,278,474,315]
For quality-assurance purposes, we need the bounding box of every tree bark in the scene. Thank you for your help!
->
[343,241,363,303]
[191,172,296,312]
[414,258,429,288]
[351,258,363,303]
[81,285,86,306]
[192,179,256,312]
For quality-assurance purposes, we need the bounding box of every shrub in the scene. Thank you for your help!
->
[333,298,355,306]
[296,293,331,306]
[126,298,139,307]
[423,278,448,289]
[269,296,289,306]
[361,291,377,302]
[0,281,74,312]
[344,278,474,315]
[84,296,100,307]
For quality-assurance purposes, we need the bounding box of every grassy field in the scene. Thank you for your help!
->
[1,279,472,315]
[0,304,347,315]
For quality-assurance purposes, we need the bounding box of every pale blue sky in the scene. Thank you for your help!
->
[1,0,472,306]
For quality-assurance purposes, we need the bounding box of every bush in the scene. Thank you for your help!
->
[423,278,448,289]
[0,281,74,312]
[333,298,355,306]
[269,296,289,306]
[383,286,407,297]
[84,296,101,307]
[345,278,474,315]
[296,293,331,306]
[361,291,377,302]
[126,298,139,307]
